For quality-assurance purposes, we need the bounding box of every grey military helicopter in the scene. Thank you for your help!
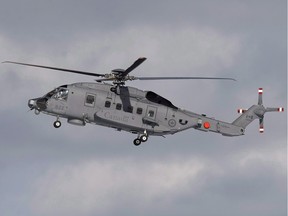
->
[3,58,284,145]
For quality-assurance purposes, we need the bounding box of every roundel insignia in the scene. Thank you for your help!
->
[168,119,176,127]
[203,122,210,129]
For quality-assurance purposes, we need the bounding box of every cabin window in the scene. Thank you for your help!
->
[148,110,154,117]
[116,103,122,110]
[86,95,94,104]
[127,105,133,113]
[136,108,143,115]
[105,101,111,108]
[85,94,95,107]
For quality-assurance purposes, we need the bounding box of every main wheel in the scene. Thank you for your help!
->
[133,138,141,146]
[53,120,61,128]
[140,135,148,142]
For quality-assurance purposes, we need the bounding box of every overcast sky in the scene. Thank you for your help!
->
[0,1,287,216]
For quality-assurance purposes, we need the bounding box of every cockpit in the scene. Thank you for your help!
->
[28,85,69,111]
[45,85,69,101]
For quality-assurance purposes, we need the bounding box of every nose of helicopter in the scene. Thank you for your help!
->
[28,98,47,110]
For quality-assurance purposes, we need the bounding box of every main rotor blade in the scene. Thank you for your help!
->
[135,76,236,81]
[123,57,147,76]
[3,61,106,77]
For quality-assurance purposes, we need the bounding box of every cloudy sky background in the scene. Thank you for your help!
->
[0,1,286,216]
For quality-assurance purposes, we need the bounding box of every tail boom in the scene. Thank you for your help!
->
[183,88,283,137]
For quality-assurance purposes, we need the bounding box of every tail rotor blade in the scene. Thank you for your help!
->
[259,117,264,133]
[258,88,263,105]
[266,107,284,112]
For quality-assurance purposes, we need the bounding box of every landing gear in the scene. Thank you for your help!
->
[53,118,61,128]
[133,131,148,146]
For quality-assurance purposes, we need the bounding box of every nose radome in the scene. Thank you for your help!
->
[28,99,36,109]
[28,98,47,110]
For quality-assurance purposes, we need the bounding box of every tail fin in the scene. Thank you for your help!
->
[232,88,284,133]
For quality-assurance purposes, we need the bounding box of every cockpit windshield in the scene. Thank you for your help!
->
[44,85,69,101]
[54,88,69,100]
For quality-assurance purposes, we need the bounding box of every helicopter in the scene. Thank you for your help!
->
[3,57,284,145]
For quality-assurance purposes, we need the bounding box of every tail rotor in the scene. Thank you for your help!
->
[258,88,264,133]
[233,88,284,133]
[255,88,284,133]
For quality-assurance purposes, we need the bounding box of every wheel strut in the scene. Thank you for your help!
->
[140,130,148,142]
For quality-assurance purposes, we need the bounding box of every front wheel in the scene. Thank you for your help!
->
[140,135,148,142]
[53,120,61,128]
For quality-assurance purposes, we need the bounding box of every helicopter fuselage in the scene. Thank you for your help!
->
[29,82,245,144]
